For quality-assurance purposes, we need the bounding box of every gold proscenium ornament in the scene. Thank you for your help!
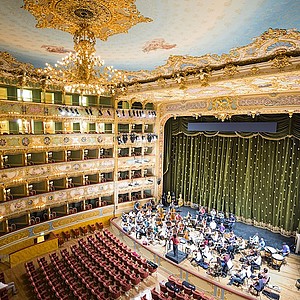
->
[23,0,152,41]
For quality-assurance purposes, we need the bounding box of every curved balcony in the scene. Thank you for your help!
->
[0,158,114,186]
[0,133,114,152]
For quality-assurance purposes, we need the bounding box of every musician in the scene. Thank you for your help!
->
[170,234,180,257]
[280,242,290,257]
[258,238,265,250]
[250,253,262,272]
[210,208,216,219]
[219,223,225,234]
[134,200,140,212]
[190,250,203,265]
[249,232,259,246]
[260,268,270,284]
[228,265,247,286]
[210,219,217,231]
[171,191,176,204]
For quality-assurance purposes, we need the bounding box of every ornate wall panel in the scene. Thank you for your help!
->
[117,177,155,192]
[0,182,114,218]
[117,156,156,170]
[9,237,58,267]
[0,100,114,121]
[0,158,114,186]
[0,206,114,253]
[0,230,29,248]
[0,133,114,152]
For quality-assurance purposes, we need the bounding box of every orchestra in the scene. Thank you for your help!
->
[120,194,288,297]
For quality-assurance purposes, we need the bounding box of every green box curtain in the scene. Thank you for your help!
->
[163,114,300,236]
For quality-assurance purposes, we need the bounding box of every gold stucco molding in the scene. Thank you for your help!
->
[0,159,114,186]
[0,133,114,153]
[0,182,114,218]
[23,0,152,41]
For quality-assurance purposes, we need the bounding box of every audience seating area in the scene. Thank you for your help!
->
[151,275,215,300]
[25,228,157,300]
[0,272,8,300]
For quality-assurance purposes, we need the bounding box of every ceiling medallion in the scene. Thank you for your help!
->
[23,0,152,41]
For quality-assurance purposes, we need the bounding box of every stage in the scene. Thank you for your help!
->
[165,250,188,264]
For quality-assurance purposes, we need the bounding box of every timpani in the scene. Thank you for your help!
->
[265,246,277,254]
[265,246,277,263]
[271,253,284,271]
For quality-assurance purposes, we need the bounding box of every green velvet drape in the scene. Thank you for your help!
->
[163,114,300,234]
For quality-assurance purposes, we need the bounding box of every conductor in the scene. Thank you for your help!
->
[170,234,180,258]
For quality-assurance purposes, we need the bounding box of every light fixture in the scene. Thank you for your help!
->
[41,25,127,95]
[24,0,152,96]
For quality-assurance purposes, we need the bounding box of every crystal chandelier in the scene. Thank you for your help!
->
[43,25,127,95]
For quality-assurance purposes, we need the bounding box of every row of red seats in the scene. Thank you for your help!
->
[151,275,215,300]
[25,260,51,300]
[93,233,154,277]
[69,243,124,299]
[52,251,97,299]
[78,237,145,290]
[98,229,157,274]
[37,256,73,300]
[84,236,148,283]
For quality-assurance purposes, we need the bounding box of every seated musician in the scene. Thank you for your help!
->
[249,232,259,246]
[250,253,262,272]
[219,222,225,234]
[228,265,247,286]
[190,249,203,265]
[260,268,270,285]
[217,210,225,223]
[207,256,223,277]
[134,200,140,212]
[210,208,217,219]
[249,274,265,295]
[210,219,217,231]
[258,238,266,250]
[279,242,290,257]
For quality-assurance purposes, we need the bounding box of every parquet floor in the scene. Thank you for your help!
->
[0,226,299,300]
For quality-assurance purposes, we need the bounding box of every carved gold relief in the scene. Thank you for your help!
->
[223,63,239,77]
[23,0,152,41]
[33,223,50,234]
[208,97,237,111]
[271,54,292,70]
[0,230,29,248]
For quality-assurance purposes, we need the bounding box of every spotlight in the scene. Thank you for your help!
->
[89,108,93,115]
[75,108,79,115]
[132,110,136,117]
[107,109,111,116]
[141,111,145,118]
[99,109,103,116]
[122,110,125,117]
[116,110,120,117]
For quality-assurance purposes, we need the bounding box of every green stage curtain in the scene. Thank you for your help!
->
[163,114,300,235]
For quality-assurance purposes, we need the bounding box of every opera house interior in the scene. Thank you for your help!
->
[0,1,299,300]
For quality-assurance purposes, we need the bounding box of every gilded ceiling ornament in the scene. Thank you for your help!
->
[250,67,260,75]
[223,64,239,77]
[213,112,235,122]
[271,54,291,70]
[208,97,237,111]
[23,0,152,41]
